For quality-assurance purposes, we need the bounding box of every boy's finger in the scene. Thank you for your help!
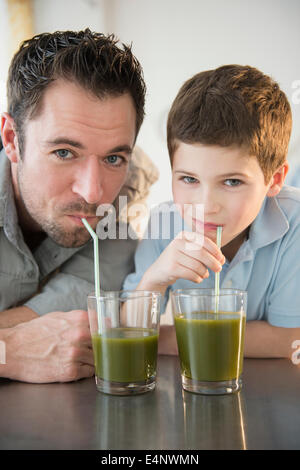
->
[179,244,223,273]
[174,263,208,284]
[175,250,209,279]
[202,236,226,262]
[177,231,225,263]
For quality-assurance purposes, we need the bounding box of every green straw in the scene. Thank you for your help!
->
[214,226,223,313]
[81,218,102,333]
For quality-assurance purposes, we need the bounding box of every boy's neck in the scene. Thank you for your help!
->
[221,226,250,262]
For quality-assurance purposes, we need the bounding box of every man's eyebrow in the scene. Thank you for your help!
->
[108,145,133,155]
[43,140,133,155]
[44,138,85,149]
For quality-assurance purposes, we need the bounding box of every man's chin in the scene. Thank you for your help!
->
[45,227,92,248]
[56,237,91,248]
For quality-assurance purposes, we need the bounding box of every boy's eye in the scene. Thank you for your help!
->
[54,149,73,160]
[105,155,126,166]
[224,178,242,187]
[181,176,198,184]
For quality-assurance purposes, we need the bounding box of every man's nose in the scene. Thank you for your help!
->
[72,157,103,205]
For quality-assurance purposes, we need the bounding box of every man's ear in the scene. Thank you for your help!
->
[1,113,20,163]
[267,162,289,197]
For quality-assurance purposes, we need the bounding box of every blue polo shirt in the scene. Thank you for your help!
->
[286,163,300,188]
[123,185,300,327]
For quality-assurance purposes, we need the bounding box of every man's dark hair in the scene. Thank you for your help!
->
[7,28,146,155]
[167,65,292,182]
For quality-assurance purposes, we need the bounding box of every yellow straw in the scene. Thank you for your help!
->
[214,226,222,313]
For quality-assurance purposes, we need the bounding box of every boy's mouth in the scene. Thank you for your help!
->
[192,219,223,232]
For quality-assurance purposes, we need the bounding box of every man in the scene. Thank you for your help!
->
[0,29,157,383]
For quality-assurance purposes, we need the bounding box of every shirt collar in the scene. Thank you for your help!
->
[0,149,18,231]
[248,192,289,251]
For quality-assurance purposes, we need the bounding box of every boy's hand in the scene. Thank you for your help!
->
[139,231,225,293]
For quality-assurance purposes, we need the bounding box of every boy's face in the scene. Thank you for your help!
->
[172,143,286,259]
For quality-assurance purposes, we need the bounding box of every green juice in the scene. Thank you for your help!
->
[174,312,245,382]
[92,328,158,383]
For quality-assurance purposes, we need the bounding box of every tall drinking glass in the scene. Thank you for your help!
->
[171,288,247,395]
[88,290,161,395]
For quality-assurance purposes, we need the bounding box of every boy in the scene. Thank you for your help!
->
[123,65,300,359]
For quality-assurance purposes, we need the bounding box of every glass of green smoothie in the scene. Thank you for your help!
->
[171,288,247,395]
[87,290,161,395]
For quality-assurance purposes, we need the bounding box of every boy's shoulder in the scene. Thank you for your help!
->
[277,184,300,203]
[276,185,300,224]
[145,200,186,242]
[148,200,182,221]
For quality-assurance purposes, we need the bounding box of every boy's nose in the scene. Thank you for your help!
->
[194,187,221,214]
[72,157,104,205]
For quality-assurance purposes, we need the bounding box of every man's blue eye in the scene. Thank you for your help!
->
[106,155,125,166]
[55,149,71,159]
[107,155,119,163]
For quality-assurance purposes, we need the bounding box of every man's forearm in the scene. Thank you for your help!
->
[0,327,13,377]
[244,320,300,360]
[0,306,38,328]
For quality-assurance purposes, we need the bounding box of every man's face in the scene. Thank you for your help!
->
[13,80,136,247]
[172,143,277,258]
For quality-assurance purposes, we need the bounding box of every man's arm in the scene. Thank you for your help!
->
[0,306,38,328]
[0,309,94,382]
[0,234,139,381]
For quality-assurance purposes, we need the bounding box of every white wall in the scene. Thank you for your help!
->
[0,0,10,114]
[1,0,300,205]
[106,0,300,207]
[33,0,106,34]
[0,0,106,114]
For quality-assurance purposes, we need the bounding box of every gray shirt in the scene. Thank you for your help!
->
[0,148,157,315]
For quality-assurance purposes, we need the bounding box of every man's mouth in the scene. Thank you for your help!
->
[67,214,98,226]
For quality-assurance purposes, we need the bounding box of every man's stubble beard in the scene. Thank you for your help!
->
[17,164,94,248]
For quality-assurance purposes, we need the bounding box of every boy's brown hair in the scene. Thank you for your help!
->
[167,65,292,182]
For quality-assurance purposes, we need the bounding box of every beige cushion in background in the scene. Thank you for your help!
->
[114,146,160,236]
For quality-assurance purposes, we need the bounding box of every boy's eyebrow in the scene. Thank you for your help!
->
[173,170,198,176]
[174,169,250,178]
[217,172,250,178]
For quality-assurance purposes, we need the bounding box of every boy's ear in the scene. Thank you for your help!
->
[1,113,20,163]
[267,162,289,197]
